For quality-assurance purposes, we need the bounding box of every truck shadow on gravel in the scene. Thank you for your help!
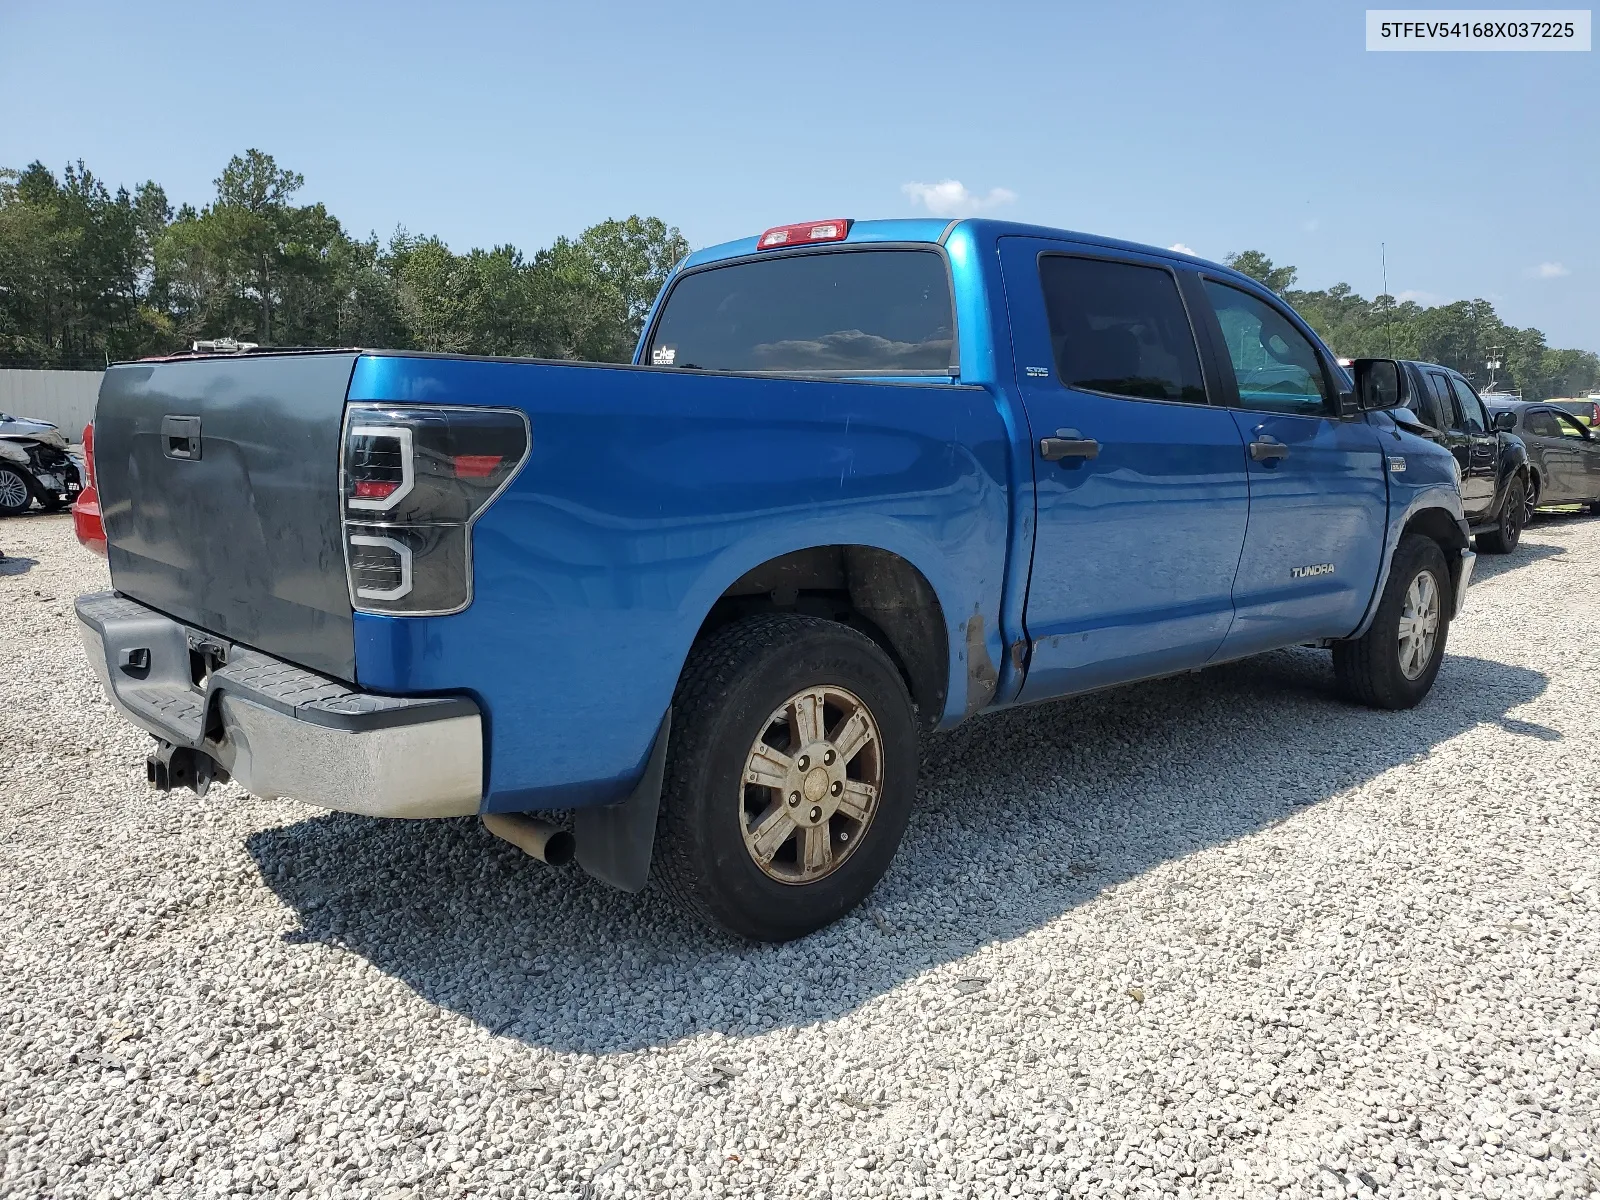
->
[246,649,1548,1055]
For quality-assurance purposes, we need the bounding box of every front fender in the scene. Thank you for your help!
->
[1348,419,1466,640]
[1490,438,1530,512]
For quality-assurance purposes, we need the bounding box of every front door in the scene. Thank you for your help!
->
[1194,277,1389,657]
[1522,408,1579,502]
[1550,410,1600,501]
[997,239,1251,701]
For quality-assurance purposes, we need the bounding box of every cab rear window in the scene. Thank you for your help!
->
[646,249,955,376]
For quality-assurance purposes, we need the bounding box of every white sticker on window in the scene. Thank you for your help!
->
[652,345,677,366]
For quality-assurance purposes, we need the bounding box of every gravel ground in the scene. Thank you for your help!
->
[2,510,1598,1200]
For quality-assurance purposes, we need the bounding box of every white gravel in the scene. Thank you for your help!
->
[3,510,1599,1200]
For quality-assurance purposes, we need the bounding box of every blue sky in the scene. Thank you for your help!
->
[2,0,1595,352]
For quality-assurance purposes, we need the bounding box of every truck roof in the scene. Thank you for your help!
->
[681,217,1240,280]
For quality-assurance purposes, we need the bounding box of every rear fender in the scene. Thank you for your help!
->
[680,517,990,729]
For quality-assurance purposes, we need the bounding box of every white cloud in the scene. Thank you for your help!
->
[1168,242,1196,256]
[1395,289,1442,305]
[1303,218,1321,233]
[1529,261,1570,279]
[901,179,1017,218]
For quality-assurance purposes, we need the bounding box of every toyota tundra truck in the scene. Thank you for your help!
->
[77,217,1474,941]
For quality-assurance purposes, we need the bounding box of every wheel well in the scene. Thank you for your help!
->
[694,546,949,729]
[1403,506,1467,555]
[1402,506,1470,598]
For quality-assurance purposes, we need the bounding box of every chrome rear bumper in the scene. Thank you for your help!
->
[76,592,481,818]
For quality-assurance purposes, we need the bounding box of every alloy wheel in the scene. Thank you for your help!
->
[1505,492,1523,546]
[0,468,30,513]
[1397,569,1441,681]
[739,684,883,884]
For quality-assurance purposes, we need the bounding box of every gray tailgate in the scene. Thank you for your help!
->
[97,351,360,682]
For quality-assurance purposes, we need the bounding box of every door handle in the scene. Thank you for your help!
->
[1249,438,1289,463]
[1039,436,1099,461]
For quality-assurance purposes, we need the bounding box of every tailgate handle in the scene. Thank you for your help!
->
[161,415,202,461]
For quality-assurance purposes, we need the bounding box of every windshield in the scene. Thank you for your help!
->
[646,249,955,376]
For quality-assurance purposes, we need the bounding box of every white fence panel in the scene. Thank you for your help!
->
[0,369,104,437]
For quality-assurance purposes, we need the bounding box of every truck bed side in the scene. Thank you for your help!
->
[346,354,1013,811]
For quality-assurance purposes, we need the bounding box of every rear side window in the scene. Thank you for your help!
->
[1427,373,1462,429]
[1407,370,1447,429]
[646,249,954,375]
[1450,377,1488,433]
[1038,256,1206,403]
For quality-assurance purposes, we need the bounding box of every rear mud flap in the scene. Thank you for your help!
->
[574,710,671,893]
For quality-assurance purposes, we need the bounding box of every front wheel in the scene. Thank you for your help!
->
[1476,477,1524,554]
[1524,474,1540,525]
[655,613,920,942]
[0,466,34,516]
[1333,534,1451,710]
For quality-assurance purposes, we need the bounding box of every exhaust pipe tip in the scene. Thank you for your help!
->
[542,829,577,867]
[482,813,575,866]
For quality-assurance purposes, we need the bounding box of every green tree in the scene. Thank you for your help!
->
[0,161,171,367]
[1225,250,1298,295]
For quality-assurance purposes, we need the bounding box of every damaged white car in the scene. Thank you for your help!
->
[0,413,83,516]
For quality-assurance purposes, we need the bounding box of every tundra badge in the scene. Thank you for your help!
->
[1291,563,1335,579]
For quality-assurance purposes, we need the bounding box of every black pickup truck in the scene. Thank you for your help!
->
[1393,361,1530,553]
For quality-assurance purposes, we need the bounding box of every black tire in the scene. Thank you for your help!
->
[1476,477,1524,554]
[1333,534,1451,710]
[656,613,919,942]
[1524,473,1540,524]
[0,466,34,516]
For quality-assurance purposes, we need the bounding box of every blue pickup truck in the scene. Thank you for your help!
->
[78,217,1474,940]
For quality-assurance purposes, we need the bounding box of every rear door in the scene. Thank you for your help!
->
[997,239,1251,699]
[1193,278,1388,656]
[1448,376,1501,513]
[97,351,360,680]
[1422,369,1482,514]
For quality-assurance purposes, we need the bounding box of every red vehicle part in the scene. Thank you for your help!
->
[72,420,106,556]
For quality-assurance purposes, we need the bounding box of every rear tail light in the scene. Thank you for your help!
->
[757,219,852,250]
[340,405,530,615]
[82,421,96,489]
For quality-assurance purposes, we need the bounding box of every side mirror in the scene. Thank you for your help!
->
[1492,410,1517,432]
[1353,358,1403,410]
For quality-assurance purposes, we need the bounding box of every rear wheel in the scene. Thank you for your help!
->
[1476,478,1524,554]
[656,613,919,942]
[0,466,33,516]
[1333,534,1450,710]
